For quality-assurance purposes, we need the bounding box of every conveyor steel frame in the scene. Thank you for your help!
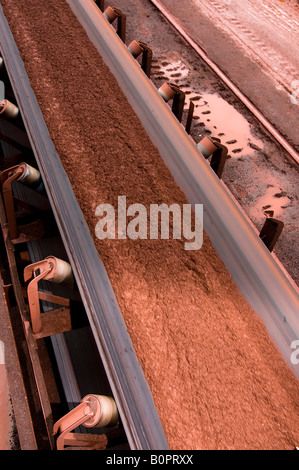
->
[68,0,299,379]
[0,4,169,450]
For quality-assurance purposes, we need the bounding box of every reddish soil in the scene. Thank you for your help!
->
[1,0,299,449]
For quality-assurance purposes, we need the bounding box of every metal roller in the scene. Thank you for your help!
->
[197,136,218,159]
[127,40,152,77]
[82,394,119,428]
[24,257,74,335]
[103,6,118,23]
[128,40,144,59]
[44,256,74,288]
[103,6,126,42]
[158,82,176,102]
[16,162,43,189]
[53,394,119,449]
[0,98,19,119]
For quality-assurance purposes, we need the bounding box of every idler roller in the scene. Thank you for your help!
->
[158,82,185,122]
[16,162,43,190]
[103,6,126,43]
[53,394,119,449]
[24,257,74,334]
[103,6,118,23]
[196,136,218,159]
[0,99,19,119]
[158,82,177,102]
[82,394,119,428]
[127,40,152,77]
[128,40,144,58]
[44,256,74,288]
[0,162,44,239]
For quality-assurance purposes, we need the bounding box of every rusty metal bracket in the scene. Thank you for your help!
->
[185,100,195,134]
[0,98,24,130]
[197,136,228,179]
[259,216,284,252]
[94,0,105,11]
[158,82,186,122]
[24,257,74,336]
[1,164,23,239]
[128,40,152,78]
[53,394,119,450]
[1,163,44,240]
[0,98,19,120]
[0,191,56,447]
[210,138,228,179]
[103,6,126,43]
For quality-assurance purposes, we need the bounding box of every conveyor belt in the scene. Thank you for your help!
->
[0,2,169,451]
[0,0,298,451]
[67,0,299,379]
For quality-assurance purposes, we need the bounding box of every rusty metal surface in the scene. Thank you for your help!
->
[0,192,55,448]
[0,276,37,450]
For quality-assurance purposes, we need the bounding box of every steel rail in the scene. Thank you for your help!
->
[150,0,299,166]
[68,0,299,380]
[0,4,169,450]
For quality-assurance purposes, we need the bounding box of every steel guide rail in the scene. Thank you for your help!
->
[68,0,299,379]
[0,3,169,451]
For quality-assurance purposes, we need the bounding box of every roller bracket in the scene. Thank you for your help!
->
[1,163,44,240]
[158,82,185,122]
[53,394,119,450]
[128,40,152,77]
[1,164,23,239]
[185,100,194,134]
[0,99,19,120]
[259,217,284,252]
[24,256,73,336]
[197,136,228,179]
[103,6,126,42]
[210,138,228,179]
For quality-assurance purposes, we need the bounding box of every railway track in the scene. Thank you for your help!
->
[0,0,299,451]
